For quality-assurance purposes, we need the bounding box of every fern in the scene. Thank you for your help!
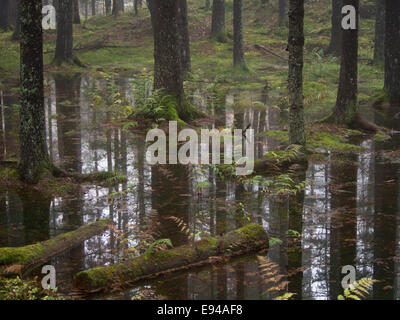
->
[144,238,173,256]
[257,256,295,299]
[338,278,378,300]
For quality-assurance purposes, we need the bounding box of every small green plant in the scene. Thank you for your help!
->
[0,277,65,300]
[144,239,173,256]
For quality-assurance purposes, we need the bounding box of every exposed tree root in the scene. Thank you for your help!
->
[316,112,381,134]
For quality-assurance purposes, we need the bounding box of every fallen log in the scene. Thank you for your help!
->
[254,44,287,61]
[74,223,269,293]
[0,219,112,275]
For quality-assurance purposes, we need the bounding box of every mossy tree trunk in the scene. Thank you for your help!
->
[73,0,81,24]
[373,0,385,63]
[211,0,226,42]
[54,0,74,65]
[233,0,246,69]
[19,0,51,184]
[333,0,359,125]
[153,0,185,116]
[178,0,191,75]
[74,224,269,292]
[384,0,400,105]
[288,0,306,146]
[326,0,342,56]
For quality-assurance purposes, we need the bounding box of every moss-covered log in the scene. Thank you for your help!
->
[0,219,112,275]
[74,223,268,292]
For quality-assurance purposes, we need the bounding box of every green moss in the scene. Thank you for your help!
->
[307,131,363,152]
[236,223,267,243]
[0,244,44,265]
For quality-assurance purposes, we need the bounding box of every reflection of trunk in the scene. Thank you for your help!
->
[373,147,397,299]
[54,75,82,172]
[329,154,357,299]
[287,171,305,300]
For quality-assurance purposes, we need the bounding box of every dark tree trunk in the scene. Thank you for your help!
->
[74,0,81,24]
[205,0,211,10]
[153,0,184,117]
[373,0,385,63]
[8,0,18,26]
[233,0,246,68]
[278,0,288,26]
[384,0,400,105]
[54,0,74,65]
[333,0,359,124]
[288,0,305,146]
[105,0,112,14]
[11,0,21,41]
[211,0,226,42]
[134,0,142,15]
[19,0,50,183]
[92,0,96,15]
[178,0,191,74]
[112,0,124,15]
[0,0,10,30]
[326,0,342,56]
[147,0,155,29]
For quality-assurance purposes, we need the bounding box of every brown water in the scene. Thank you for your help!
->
[0,74,399,300]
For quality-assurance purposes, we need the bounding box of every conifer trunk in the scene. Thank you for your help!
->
[233,0,246,68]
[288,0,305,146]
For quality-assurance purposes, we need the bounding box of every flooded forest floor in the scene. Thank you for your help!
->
[1,0,400,300]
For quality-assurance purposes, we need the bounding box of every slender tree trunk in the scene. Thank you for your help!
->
[11,0,21,41]
[288,0,305,146]
[333,0,359,124]
[54,0,74,65]
[153,0,184,117]
[105,0,111,14]
[211,0,226,42]
[373,0,385,63]
[0,0,10,30]
[326,0,342,56]
[74,0,81,24]
[384,0,400,105]
[205,0,211,10]
[178,0,191,75]
[19,0,50,183]
[278,0,288,26]
[233,0,246,69]
[91,0,96,15]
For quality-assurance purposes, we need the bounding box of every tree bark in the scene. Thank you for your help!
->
[153,0,184,115]
[333,0,359,125]
[54,0,74,65]
[74,224,269,292]
[74,0,81,24]
[19,0,50,183]
[211,0,226,42]
[326,0,342,56]
[288,0,306,146]
[0,0,10,30]
[233,0,246,69]
[105,0,112,14]
[384,0,400,105]
[178,0,191,75]
[373,0,385,63]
